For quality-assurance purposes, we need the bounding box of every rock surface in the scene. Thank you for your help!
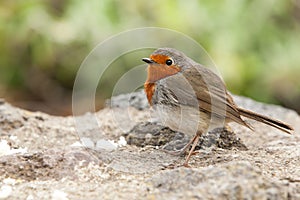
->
[0,91,300,199]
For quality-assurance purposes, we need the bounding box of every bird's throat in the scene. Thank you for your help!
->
[146,64,180,83]
[144,64,180,105]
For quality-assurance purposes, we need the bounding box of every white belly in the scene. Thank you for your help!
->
[153,103,223,137]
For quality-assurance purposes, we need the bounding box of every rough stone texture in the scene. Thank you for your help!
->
[149,161,291,199]
[125,122,247,151]
[0,91,299,199]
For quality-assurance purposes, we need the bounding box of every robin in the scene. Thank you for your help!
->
[142,47,293,166]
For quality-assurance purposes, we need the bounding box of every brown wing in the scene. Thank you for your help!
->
[180,65,252,129]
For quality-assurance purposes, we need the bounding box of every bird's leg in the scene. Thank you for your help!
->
[183,132,201,167]
[162,134,199,156]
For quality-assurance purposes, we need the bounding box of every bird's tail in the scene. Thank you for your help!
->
[237,107,293,134]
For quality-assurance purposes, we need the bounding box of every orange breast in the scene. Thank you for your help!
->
[144,82,155,105]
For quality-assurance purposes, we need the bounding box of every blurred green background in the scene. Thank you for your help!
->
[1,0,300,115]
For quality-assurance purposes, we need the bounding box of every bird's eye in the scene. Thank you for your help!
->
[165,59,173,66]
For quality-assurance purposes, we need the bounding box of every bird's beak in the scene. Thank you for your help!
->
[142,58,154,64]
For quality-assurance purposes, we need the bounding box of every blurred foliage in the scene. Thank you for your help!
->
[0,0,300,115]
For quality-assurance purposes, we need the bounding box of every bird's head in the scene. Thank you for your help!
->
[142,47,192,83]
